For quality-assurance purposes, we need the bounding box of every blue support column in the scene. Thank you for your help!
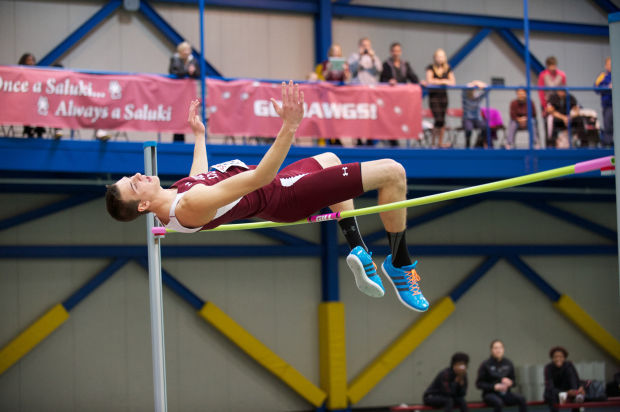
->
[523,0,535,150]
[314,0,332,65]
[449,256,499,302]
[321,219,339,302]
[506,256,561,302]
[138,0,221,76]
[331,3,608,36]
[63,258,129,311]
[448,28,492,69]
[0,193,100,231]
[39,0,122,66]
[495,28,545,74]
[523,201,617,241]
[593,0,620,14]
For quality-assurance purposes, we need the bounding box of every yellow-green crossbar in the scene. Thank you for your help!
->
[163,162,588,233]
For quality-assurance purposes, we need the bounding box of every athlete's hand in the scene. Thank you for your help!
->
[270,80,304,129]
[188,99,205,137]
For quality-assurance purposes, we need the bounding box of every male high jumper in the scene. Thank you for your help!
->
[105,81,428,311]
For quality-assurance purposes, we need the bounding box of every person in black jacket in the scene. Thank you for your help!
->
[476,339,527,412]
[380,42,419,147]
[544,346,584,412]
[423,352,470,412]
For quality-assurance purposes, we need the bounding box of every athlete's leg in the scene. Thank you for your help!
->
[360,159,407,232]
[313,153,384,298]
[361,159,429,312]
[312,152,354,214]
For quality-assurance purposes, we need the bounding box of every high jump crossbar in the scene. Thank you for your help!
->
[151,155,614,236]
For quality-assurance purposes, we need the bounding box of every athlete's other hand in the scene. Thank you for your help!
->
[270,80,304,129]
[188,99,205,137]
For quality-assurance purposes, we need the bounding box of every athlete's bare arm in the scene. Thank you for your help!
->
[176,81,305,227]
[188,99,208,176]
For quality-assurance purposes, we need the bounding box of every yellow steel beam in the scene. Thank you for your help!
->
[198,302,327,407]
[319,302,347,409]
[554,294,620,362]
[0,303,69,375]
[347,296,455,404]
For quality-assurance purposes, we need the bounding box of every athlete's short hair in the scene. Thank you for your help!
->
[105,183,146,222]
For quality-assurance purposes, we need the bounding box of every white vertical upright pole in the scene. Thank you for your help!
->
[143,141,168,412]
[609,13,620,291]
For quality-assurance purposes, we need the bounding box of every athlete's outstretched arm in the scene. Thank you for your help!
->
[177,81,304,226]
[188,99,208,176]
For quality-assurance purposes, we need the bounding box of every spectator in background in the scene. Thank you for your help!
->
[594,57,613,147]
[316,44,350,83]
[18,53,46,138]
[347,37,382,85]
[315,44,348,146]
[426,48,455,148]
[380,42,419,85]
[461,80,489,149]
[423,352,470,412]
[348,37,382,146]
[538,56,567,113]
[543,346,585,412]
[476,339,527,412]
[507,88,539,149]
[546,89,578,148]
[379,42,419,147]
[169,41,200,143]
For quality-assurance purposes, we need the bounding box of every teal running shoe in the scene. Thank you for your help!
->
[346,246,385,298]
[382,256,429,312]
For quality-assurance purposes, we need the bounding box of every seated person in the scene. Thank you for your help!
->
[544,346,584,412]
[507,88,539,149]
[545,90,578,148]
[423,352,470,412]
[461,80,488,148]
[476,339,527,412]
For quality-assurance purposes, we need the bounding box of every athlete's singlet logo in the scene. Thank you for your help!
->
[342,166,348,177]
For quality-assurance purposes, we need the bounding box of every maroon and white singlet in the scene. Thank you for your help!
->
[167,157,363,232]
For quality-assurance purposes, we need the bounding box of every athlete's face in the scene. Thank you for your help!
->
[115,173,160,212]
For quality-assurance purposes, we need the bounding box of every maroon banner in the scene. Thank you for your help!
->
[206,78,422,139]
[0,66,197,133]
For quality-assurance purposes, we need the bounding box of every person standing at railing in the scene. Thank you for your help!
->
[538,56,567,114]
[380,42,419,147]
[315,43,350,147]
[425,48,455,148]
[169,41,201,143]
[594,57,613,147]
[461,80,489,149]
[507,88,539,149]
[18,53,46,139]
[316,43,351,83]
[348,37,382,86]
[348,37,383,146]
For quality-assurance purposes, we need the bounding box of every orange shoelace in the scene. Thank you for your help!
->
[406,269,421,295]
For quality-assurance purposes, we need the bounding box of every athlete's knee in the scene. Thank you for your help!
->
[382,159,406,186]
